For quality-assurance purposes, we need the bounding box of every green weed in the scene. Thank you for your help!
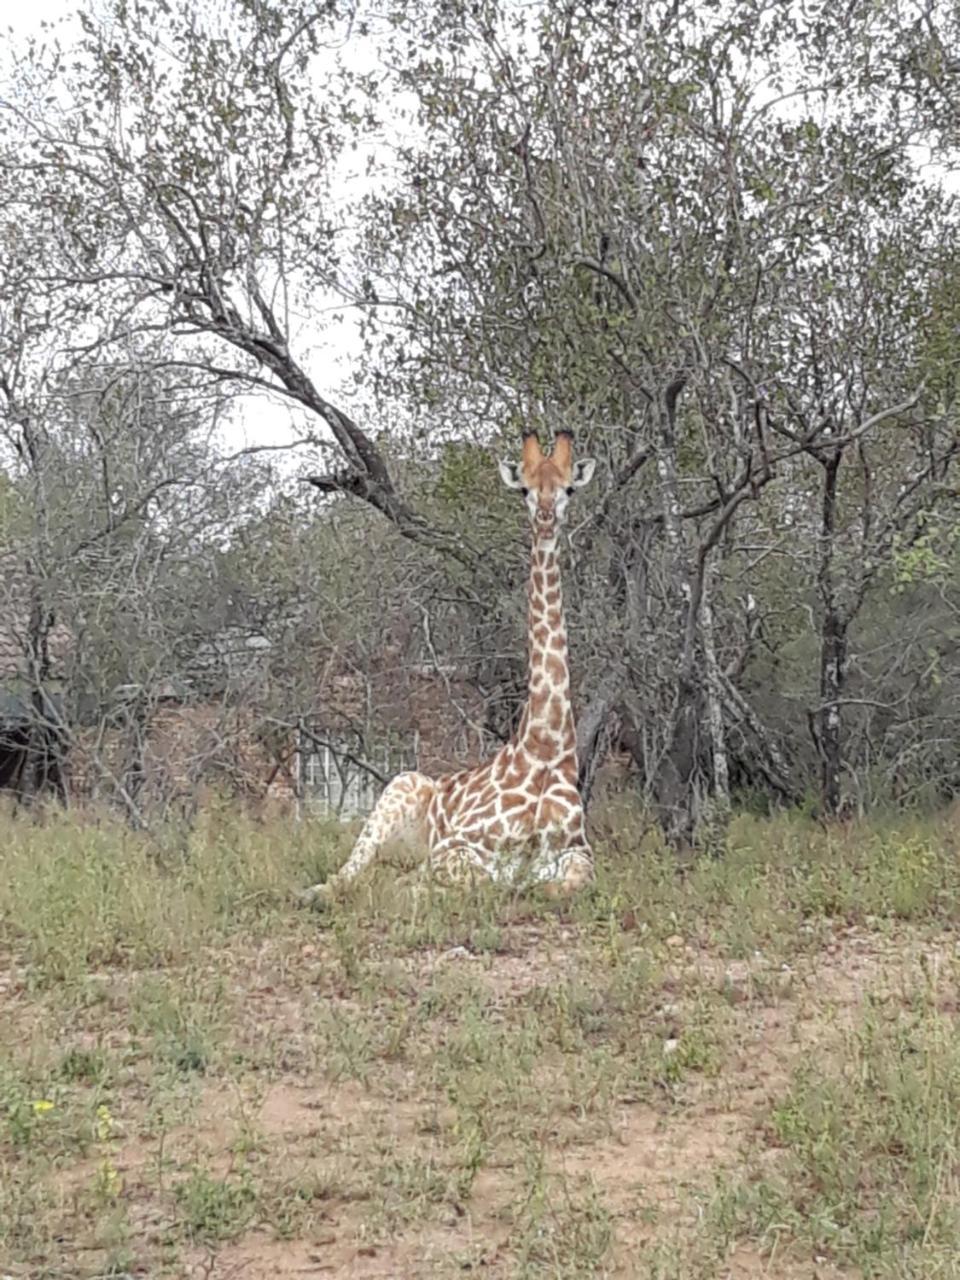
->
[714,994,960,1276]
[2,802,960,1277]
[174,1166,258,1243]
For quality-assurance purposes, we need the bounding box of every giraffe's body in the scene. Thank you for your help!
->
[303,430,596,900]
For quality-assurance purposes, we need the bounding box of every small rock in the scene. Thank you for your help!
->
[301,944,317,959]
[663,1038,680,1056]
[722,977,750,1005]
[439,945,474,962]
[665,934,684,948]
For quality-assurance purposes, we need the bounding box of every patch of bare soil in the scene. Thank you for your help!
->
[189,926,947,1279]
[721,1244,851,1279]
[12,922,950,1278]
[187,1229,502,1280]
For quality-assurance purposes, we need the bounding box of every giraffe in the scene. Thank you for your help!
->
[302,429,597,902]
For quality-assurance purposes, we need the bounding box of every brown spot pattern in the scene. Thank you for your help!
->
[527,727,559,761]
[557,757,578,785]
[544,653,567,684]
[539,798,570,825]
[551,785,581,805]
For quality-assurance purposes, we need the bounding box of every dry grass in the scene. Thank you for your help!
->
[2,799,960,1277]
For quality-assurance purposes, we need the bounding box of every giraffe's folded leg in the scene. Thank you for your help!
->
[529,844,595,897]
[422,838,493,888]
[299,879,334,907]
[300,770,435,903]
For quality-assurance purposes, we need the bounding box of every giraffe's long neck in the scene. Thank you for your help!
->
[516,528,577,767]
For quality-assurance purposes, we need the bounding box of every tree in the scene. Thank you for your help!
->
[347,0,960,833]
[3,0,960,838]
[0,0,480,569]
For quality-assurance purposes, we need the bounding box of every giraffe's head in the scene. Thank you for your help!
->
[498,430,596,534]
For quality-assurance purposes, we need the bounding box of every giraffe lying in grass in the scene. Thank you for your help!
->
[303,429,596,901]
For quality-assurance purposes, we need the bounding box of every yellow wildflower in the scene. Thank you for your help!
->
[97,1159,122,1199]
[95,1104,113,1141]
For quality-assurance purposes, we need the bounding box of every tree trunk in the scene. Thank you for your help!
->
[819,612,849,817]
[576,667,623,810]
[23,583,68,806]
[28,690,68,805]
[654,674,701,848]
[815,449,848,817]
[701,562,731,830]
[651,377,703,847]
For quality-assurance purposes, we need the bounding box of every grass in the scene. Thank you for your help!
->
[0,800,959,1276]
[710,975,960,1277]
[174,1165,259,1243]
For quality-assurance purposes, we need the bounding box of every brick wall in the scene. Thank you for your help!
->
[69,702,296,814]
[310,666,491,776]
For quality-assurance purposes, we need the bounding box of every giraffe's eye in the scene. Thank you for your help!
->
[520,486,529,497]
[565,486,575,496]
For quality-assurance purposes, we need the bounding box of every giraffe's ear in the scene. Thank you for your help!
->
[498,459,525,490]
[570,457,596,489]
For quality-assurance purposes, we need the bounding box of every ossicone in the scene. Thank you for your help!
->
[551,430,573,469]
[522,430,544,466]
